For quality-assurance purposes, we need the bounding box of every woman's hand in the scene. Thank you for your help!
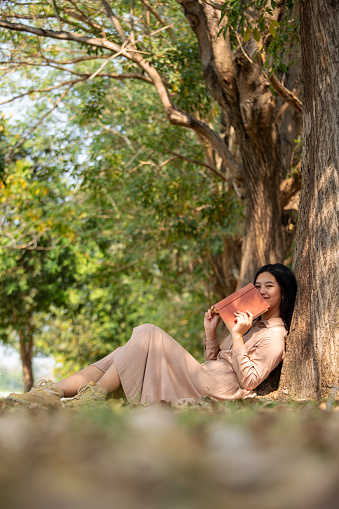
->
[232,310,254,338]
[204,308,221,341]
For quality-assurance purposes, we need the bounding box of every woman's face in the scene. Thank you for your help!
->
[254,272,282,318]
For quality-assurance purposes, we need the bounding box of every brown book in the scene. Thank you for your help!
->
[212,283,270,332]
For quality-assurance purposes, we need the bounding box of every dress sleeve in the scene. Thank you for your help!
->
[204,338,220,361]
[231,333,285,391]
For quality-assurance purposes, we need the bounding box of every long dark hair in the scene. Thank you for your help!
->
[254,263,297,332]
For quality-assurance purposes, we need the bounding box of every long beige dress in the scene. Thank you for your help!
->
[92,318,287,404]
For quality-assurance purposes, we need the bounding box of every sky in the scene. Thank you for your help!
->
[0,343,56,376]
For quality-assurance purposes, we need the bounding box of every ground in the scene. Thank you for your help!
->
[1,397,338,509]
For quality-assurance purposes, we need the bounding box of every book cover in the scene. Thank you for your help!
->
[212,283,270,332]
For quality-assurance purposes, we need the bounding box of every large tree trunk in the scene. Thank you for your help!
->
[279,0,339,399]
[237,128,285,285]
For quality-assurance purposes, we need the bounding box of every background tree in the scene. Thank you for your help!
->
[279,0,339,400]
[0,157,77,390]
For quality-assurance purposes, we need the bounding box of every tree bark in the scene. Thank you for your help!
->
[279,0,339,399]
[18,327,34,392]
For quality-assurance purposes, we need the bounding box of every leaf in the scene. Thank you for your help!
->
[243,26,251,42]
[240,14,245,31]
[217,26,225,39]
[269,23,277,38]
[270,19,280,28]
[279,62,288,73]
[219,5,228,24]
[253,28,261,42]
[259,19,266,32]
[271,0,276,8]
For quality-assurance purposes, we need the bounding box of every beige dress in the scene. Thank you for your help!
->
[92,318,287,404]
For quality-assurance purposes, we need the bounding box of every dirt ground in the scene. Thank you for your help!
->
[1,397,338,509]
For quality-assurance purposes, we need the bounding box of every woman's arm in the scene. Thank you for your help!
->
[232,336,284,391]
[203,308,222,360]
[231,312,285,390]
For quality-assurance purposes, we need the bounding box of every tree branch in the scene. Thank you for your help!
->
[139,0,175,38]
[52,0,61,24]
[1,242,55,251]
[177,0,236,105]
[6,13,100,33]
[0,226,54,251]
[236,33,302,115]
[5,84,73,163]
[165,109,243,181]
[139,0,168,26]
[65,1,103,32]
[200,0,223,10]
[280,161,302,208]
[269,73,302,115]
[0,19,120,51]
[100,0,128,42]
[130,0,136,45]
[165,149,229,182]
[0,77,86,105]
[0,18,242,179]
[96,119,135,151]
[0,60,153,83]
[42,55,107,64]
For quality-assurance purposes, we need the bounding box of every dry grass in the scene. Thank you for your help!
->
[1,397,338,509]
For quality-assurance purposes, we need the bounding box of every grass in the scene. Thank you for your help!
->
[0,397,338,509]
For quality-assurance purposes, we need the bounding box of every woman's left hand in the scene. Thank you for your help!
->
[232,310,254,337]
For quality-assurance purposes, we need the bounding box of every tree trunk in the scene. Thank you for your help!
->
[180,0,301,287]
[232,41,287,286]
[18,328,34,392]
[279,0,339,399]
[238,135,285,286]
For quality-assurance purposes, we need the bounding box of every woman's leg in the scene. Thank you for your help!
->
[96,363,121,393]
[56,365,105,397]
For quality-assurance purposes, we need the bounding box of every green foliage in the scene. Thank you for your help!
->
[220,0,280,40]
[0,159,78,344]
[0,116,5,182]
[220,0,300,74]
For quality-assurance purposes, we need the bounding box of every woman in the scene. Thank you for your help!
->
[7,263,297,407]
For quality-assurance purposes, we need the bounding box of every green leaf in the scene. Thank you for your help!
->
[217,26,225,39]
[243,26,251,42]
[269,23,277,38]
[259,19,266,32]
[271,0,276,8]
[279,62,288,73]
[253,28,261,42]
[240,14,245,32]
[219,6,228,24]
[270,19,280,28]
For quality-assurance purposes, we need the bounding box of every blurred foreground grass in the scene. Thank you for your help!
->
[0,397,338,509]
